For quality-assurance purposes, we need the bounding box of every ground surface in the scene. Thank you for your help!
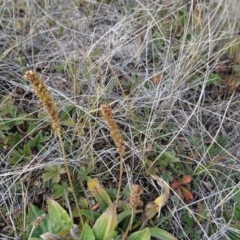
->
[1,0,240,239]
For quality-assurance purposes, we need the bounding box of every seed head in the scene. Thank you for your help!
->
[100,104,125,157]
[129,184,143,210]
[24,70,60,133]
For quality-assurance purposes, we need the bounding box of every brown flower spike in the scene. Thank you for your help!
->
[24,70,60,133]
[100,104,125,209]
[24,70,84,224]
[129,184,143,210]
[100,104,125,157]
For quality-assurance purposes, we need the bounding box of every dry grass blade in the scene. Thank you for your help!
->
[1,0,240,239]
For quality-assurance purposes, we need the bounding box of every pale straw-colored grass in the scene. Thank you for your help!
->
[0,0,240,239]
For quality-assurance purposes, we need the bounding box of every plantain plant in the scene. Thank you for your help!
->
[27,178,177,240]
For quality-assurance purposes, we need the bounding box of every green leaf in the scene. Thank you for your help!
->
[80,223,95,240]
[59,105,74,121]
[128,228,151,240]
[90,48,101,57]
[0,96,14,115]
[27,131,50,151]
[233,65,240,73]
[27,200,73,238]
[233,187,240,202]
[36,143,44,151]
[27,204,48,238]
[160,151,180,163]
[10,107,18,118]
[23,144,31,155]
[7,149,25,165]
[0,131,6,139]
[38,135,51,143]
[207,73,221,86]
[47,199,73,233]
[87,178,112,211]
[117,210,133,224]
[8,132,22,147]
[81,209,100,221]
[92,205,117,240]
[0,119,14,130]
[234,202,240,220]
[38,112,48,120]
[149,227,178,240]
[226,40,240,60]
[27,121,38,133]
[62,119,76,127]
[43,165,66,183]
[52,62,65,72]
[53,184,65,198]
[79,197,89,209]
[227,225,240,240]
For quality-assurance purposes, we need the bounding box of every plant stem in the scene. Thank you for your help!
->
[56,129,84,226]
[115,155,123,211]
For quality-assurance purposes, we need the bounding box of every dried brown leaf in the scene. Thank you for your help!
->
[175,186,183,200]
[171,180,180,189]
[152,74,162,84]
[180,186,193,201]
[192,9,201,25]
[181,175,192,185]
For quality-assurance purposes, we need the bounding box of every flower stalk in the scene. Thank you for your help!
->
[100,104,125,209]
[24,70,84,226]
